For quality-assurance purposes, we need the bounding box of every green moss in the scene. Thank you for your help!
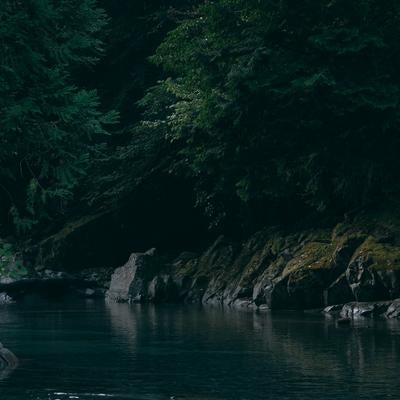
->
[354,236,400,271]
[284,241,334,276]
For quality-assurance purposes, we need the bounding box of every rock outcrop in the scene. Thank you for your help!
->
[106,218,400,315]
[105,249,174,303]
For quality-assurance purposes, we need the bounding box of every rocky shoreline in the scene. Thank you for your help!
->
[323,299,400,319]
[104,221,400,316]
[3,218,400,321]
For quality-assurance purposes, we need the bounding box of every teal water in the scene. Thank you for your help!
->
[1,300,400,400]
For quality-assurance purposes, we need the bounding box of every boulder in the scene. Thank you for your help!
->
[106,249,159,303]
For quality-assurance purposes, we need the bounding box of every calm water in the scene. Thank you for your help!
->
[1,300,400,400]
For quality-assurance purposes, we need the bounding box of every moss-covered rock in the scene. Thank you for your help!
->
[104,213,400,312]
[353,236,400,271]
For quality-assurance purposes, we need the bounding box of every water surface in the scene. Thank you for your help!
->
[1,300,400,399]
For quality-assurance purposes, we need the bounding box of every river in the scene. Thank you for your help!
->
[0,300,400,399]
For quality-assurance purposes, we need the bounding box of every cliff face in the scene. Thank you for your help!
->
[106,217,400,311]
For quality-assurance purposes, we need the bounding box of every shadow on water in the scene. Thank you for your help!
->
[1,300,400,399]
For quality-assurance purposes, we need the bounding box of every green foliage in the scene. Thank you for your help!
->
[0,242,27,279]
[3,0,400,246]
[136,0,400,229]
[0,0,118,236]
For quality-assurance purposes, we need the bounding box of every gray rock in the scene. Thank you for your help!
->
[0,277,15,285]
[385,299,400,319]
[0,292,13,304]
[104,225,400,311]
[106,250,159,303]
[323,304,343,314]
[346,256,388,301]
[0,343,18,369]
[202,276,226,305]
[340,301,391,318]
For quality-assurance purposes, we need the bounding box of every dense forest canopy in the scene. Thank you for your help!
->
[0,0,118,235]
[1,0,400,253]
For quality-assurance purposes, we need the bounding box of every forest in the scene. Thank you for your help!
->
[3,2,400,399]
[2,0,400,273]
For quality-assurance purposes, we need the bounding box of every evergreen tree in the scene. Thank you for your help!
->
[0,0,117,235]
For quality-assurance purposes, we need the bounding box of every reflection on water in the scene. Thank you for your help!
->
[0,300,400,399]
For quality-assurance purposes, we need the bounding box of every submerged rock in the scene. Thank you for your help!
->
[0,343,18,370]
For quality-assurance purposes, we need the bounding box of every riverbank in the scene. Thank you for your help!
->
[3,212,400,319]
[104,214,400,314]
